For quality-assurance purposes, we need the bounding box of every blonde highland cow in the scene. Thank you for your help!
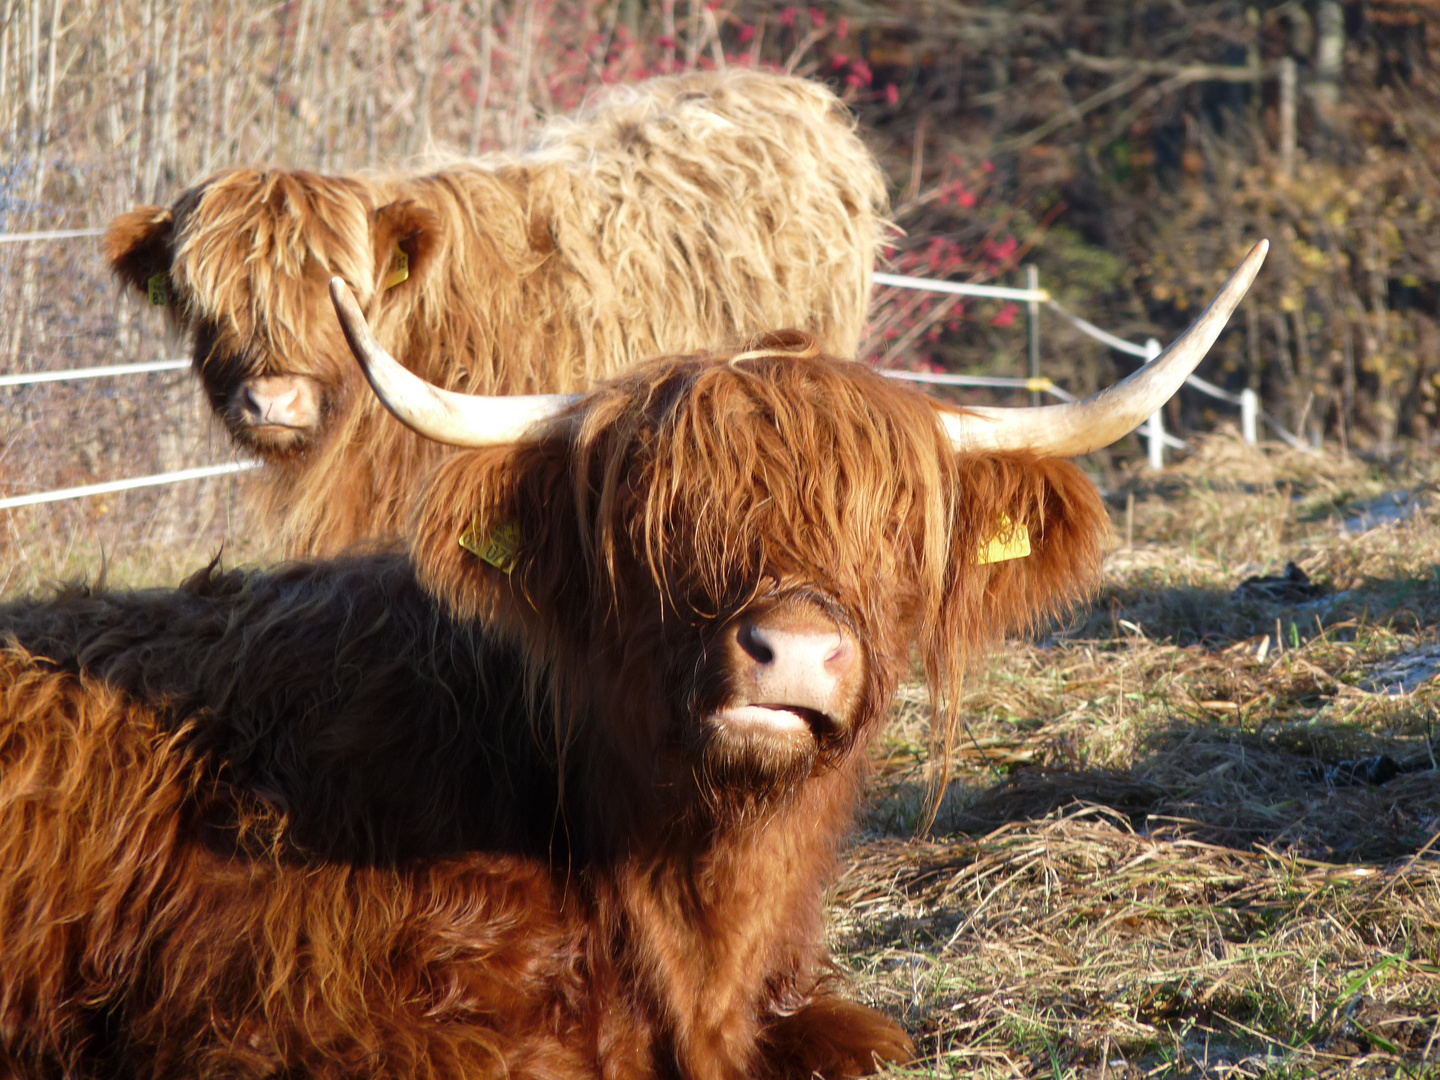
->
[105,69,889,556]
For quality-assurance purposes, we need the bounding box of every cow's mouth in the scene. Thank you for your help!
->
[710,704,837,742]
[245,419,311,435]
[230,419,317,455]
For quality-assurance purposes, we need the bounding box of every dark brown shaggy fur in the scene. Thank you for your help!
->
[0,340,1107,1079]
[104,69,887,556]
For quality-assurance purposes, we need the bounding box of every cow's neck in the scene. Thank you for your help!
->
[609,762,865,1080]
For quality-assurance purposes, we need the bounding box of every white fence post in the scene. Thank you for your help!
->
[1240,388,1259,446]
[1145,411,1166,471]
[1144,338,1165,470]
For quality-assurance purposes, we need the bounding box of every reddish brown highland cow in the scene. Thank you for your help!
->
[0,244,1263,1078]
[104,68,887,556]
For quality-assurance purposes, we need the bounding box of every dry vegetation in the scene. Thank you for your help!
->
[849,431,1440,1078]
[3,0,1439,1076]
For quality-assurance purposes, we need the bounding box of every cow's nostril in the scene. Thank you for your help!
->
[737,621,775,665]
[238,385,265,420]
[825,635,855,673]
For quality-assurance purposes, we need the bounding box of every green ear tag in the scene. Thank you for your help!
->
[459,517,521,573]
[978,515,1031,565]
[146,273,170,306]
[383,241,410,290]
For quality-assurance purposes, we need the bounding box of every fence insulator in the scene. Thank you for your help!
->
[1144,339,1166,471]
[1240,388,1259,446]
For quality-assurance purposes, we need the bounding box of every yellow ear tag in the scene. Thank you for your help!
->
[978,515,1031,565]
[146,273,169,306]
[459,517,521,573]
[383,242,410,290]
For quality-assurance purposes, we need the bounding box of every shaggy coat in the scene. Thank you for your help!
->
[0,340,1108,1079]
[104,69,888,555]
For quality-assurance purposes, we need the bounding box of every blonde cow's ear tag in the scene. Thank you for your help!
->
[383,241,410,290]
[146,273,169,307]
[978,514,1031,565]
[460,517,522,573]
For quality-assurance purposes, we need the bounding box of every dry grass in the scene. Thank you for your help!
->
[838,431,1440,1077]
[0,470,275,597]
[837,816,1437,1078]
[0,357,278,594]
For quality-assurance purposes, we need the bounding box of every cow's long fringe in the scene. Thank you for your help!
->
[105,69,889,556]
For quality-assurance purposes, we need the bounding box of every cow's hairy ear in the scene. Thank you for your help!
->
[372,200,441,296]
[949,455,1110,645]
[104,207,175,296]
[410,438,579,634]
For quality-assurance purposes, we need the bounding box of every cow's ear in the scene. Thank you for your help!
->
[372,200,441,297]
[409,438,579,632]
[953,454,1109,643]
[104,207,175,298]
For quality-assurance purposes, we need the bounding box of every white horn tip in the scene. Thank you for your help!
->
[1238,238,1269,278]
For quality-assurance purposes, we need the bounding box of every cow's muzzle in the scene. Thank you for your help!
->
[709,598,863,750]
[225,375,323,450]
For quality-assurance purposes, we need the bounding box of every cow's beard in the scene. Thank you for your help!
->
[699,725,818,792]
[225,417,316,456]
[686,713,857,821]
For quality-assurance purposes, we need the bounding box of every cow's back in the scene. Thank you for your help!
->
[389,69,887,399]
[0,555,560,861]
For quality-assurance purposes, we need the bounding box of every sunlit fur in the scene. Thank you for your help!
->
[103,69,888,556]
[0,339,1108,1078]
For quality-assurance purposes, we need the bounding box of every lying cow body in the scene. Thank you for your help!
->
[0,355,1105,1078]
[104,69,887,556]
[2,548,934,1078]
[0,243,1265,1077]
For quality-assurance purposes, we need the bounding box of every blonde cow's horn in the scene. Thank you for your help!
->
[941,239,1269,456]
[328,277,578,447]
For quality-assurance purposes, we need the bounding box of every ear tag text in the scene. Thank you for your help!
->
[978,516,1030,565]
[459,517,521,573]
[146,273,169,307]
[383,242,410,290]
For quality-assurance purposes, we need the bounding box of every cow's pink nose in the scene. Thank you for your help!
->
[735,620,855,679]
[235,375,321,430]
[725,605,861,725]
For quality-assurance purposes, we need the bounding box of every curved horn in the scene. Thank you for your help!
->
[941,239,1268,456]
[328,277,579,447]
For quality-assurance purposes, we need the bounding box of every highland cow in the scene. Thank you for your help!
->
[104,69,888,556]
[0,244,1264,1078]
